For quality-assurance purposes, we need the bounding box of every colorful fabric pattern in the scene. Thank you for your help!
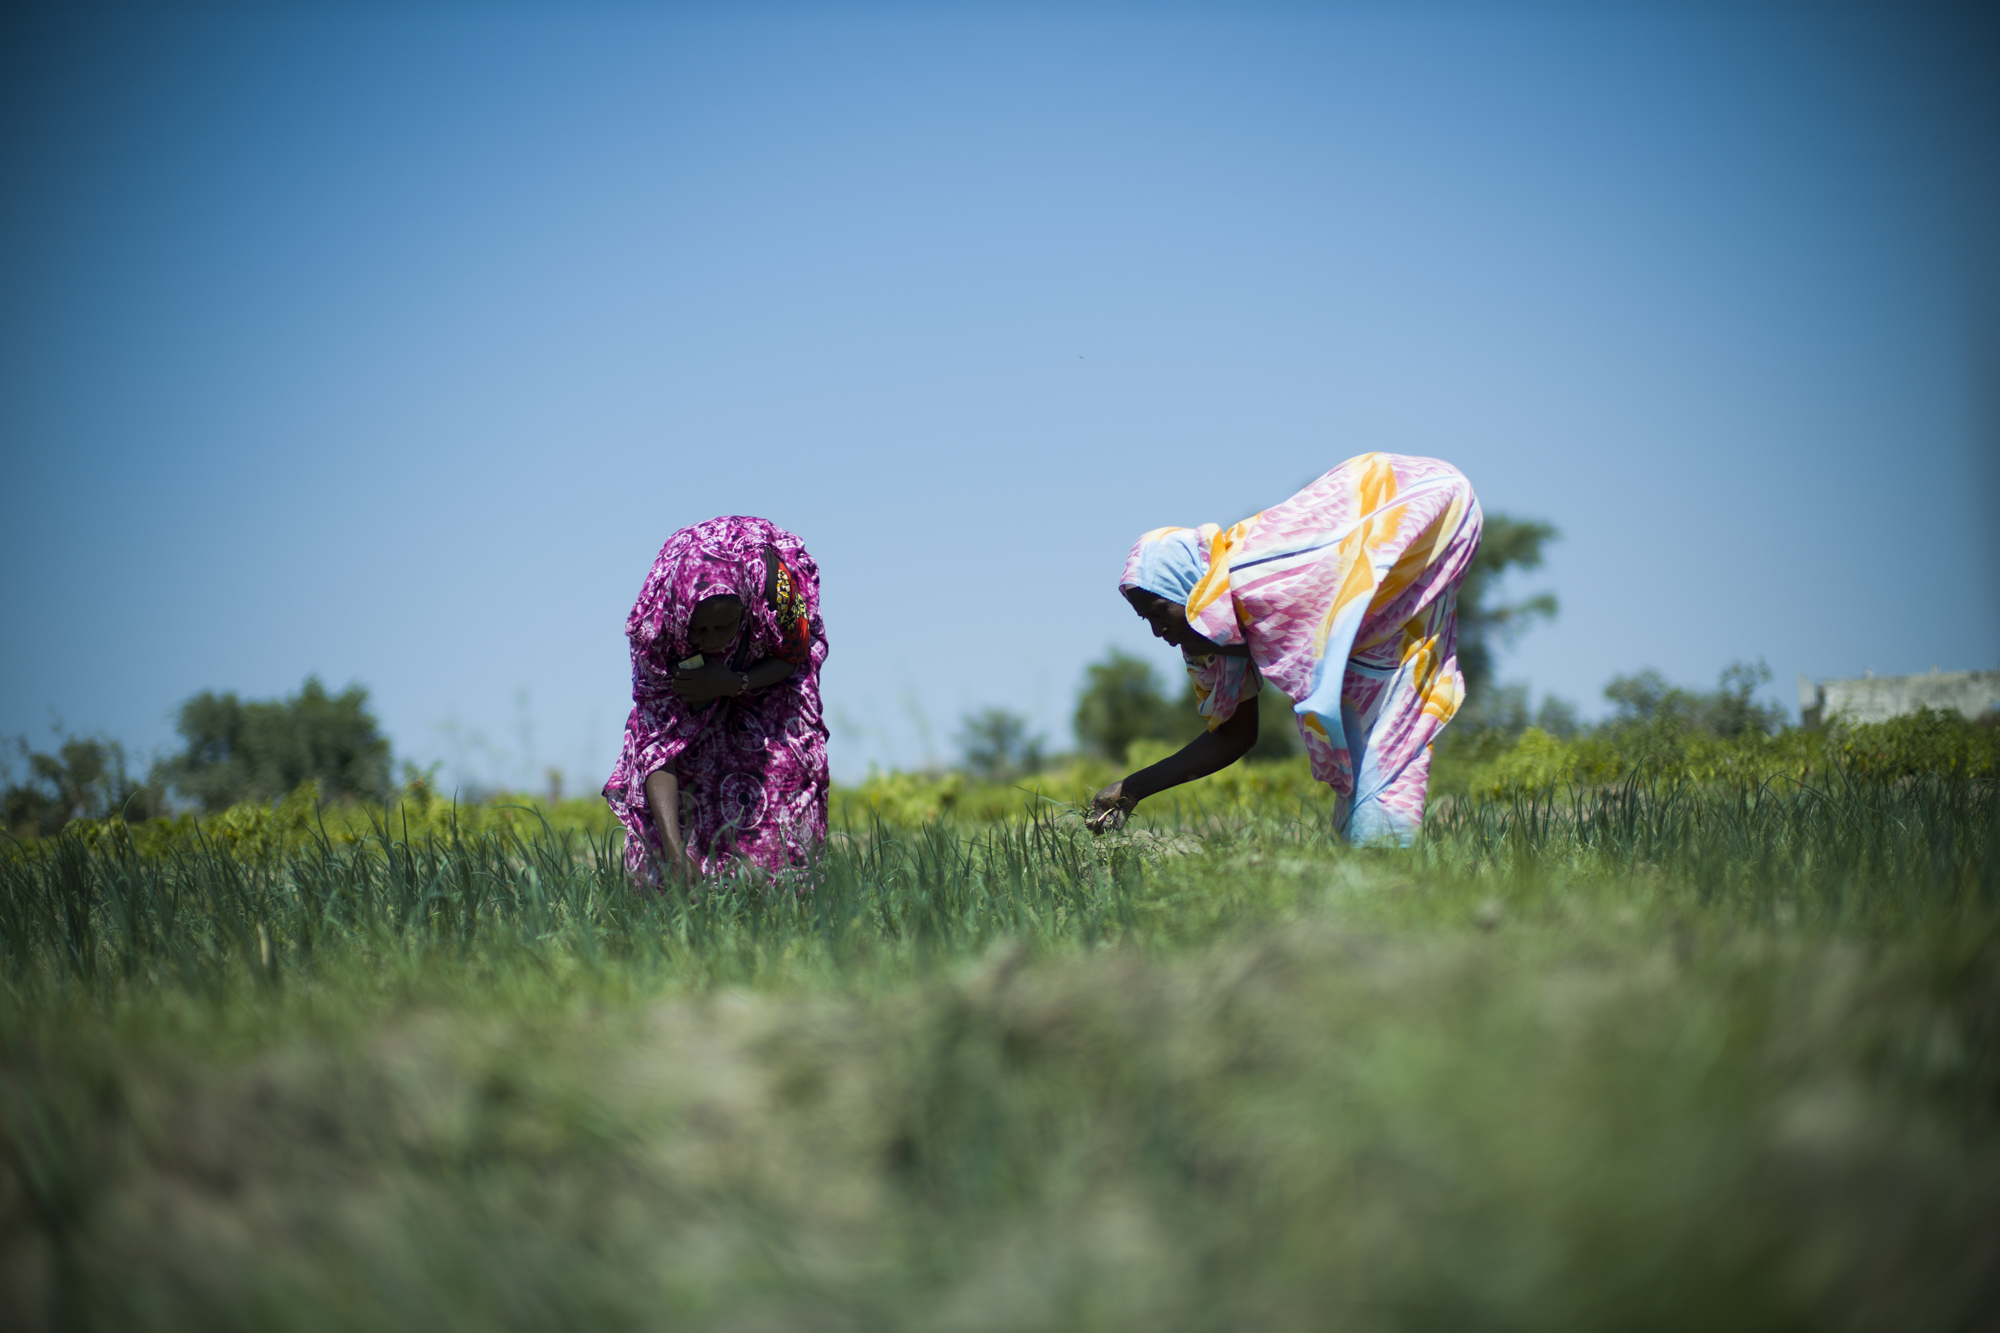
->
[768,557,814,670]
[1120,453,1482,844]
[603,516,829,883]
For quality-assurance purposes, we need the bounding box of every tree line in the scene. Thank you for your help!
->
[4,679,392,838]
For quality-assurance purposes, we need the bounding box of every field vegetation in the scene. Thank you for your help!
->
[3,701,1997,1330]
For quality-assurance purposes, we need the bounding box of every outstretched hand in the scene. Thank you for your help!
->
[1086,780,1133,835]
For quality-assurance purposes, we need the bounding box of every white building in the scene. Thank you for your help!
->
[1798,667,2000,728]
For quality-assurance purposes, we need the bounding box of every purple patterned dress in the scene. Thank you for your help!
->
[602,517,829,883]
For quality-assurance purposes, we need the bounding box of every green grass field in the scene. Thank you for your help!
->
[3,769,1998,1331]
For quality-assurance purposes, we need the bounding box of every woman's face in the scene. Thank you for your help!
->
[687,596,745,656]
[1126,589,1207,653]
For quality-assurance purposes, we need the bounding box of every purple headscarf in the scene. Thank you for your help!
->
[625,516,815,665]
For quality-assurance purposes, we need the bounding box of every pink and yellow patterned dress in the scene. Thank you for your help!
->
[1121,453,1482,844]
[603,516,829,882]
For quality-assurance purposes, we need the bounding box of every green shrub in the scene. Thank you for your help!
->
[1451,705,1996,797]
[1839,706,1998,779]
[1469,727,1577,798]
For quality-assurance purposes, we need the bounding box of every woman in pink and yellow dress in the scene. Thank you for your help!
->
[1089,453,1482,846]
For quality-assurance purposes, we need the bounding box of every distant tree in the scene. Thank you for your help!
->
[1532,695,1581,741]
[154,676,393,811]
[3,731,160,837]
[1073,649,1201,763]
[1602,670,1674,725]
[1604,659,1785,739]
[1458,514,1559,702]
[1457,680,1532,735]
[955,708,1047,782]
[1450,678,1582,740]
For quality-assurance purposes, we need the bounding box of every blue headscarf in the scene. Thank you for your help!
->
[1118,523,1254,724]
[1119,526,1208,604]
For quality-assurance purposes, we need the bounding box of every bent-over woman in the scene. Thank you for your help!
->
[1089,453,1481,845]
[604,516,829,882]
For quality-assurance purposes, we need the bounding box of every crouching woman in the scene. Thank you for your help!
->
[603,516,829,884]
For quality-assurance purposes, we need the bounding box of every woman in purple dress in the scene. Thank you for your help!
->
[602,516,829,884]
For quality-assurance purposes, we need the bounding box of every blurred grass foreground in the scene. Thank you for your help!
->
[4,726,1999,1329]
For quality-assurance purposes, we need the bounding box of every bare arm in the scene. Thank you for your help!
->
[745,657,797,690]
[643,768,691,876]
[672,655,797,702]
[1088,694,1260,829]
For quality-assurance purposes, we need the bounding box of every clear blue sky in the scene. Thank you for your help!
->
[3,2,1995,790]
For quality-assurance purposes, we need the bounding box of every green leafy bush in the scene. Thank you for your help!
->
[45,775,618,864]
[1458,705,1994,798]
[1468,726,1579,798]
[1837,706,1998,779]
